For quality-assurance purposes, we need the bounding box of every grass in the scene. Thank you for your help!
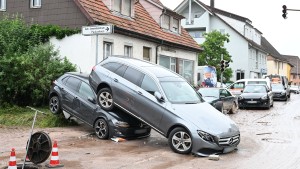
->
[0,105,77,128]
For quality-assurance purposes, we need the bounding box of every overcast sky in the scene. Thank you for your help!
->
[160,0,300,58]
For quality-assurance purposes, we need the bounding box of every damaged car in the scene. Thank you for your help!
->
[49,72,151,139]
[89,56,240,156]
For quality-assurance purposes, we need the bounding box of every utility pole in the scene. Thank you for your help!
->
[221,54,223,85]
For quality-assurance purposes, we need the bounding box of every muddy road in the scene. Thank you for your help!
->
[1,94,300,169]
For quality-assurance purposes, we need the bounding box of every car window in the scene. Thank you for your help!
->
[102,62,122,72]
[198,89,219,98]
[231,82,245,89]
[115,65,128,77]
[244,85,267,93]
[123,67,144,86]
[140,75,160,95]
[78,81,95,100]
[65,77,81,92]
[220,89,231,97]
[161,81,202,103]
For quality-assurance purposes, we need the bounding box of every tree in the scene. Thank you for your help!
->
[198,30,233,82]
[0,16,76,106]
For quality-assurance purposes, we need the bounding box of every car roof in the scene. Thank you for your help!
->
[104,56,181,79]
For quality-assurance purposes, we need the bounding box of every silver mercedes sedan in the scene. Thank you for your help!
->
[89,56,240,156]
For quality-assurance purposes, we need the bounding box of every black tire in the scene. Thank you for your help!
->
[49,95,62,115]
[229,102,238,114]
[215,101,224,113]
[94,118,109,139]
[97,88,114,111]
[168,127,192,154]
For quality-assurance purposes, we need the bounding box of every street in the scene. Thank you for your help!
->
[1,94,300,169]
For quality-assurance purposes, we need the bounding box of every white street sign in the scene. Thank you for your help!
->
[82,25,113,36]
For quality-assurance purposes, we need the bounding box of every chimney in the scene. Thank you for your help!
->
[210,0,214,8]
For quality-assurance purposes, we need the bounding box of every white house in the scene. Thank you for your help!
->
[174,0,268,81]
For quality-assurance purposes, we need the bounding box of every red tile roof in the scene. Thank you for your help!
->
[74,0,201,51]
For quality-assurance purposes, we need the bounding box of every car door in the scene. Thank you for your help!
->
[75,81,98,125]
[61,76,81,115]
[220,89,235,111]
[132,74,166,130]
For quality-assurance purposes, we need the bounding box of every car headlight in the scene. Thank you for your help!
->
[197,130,215,143]
[115,121,130,128]
[261,95,268,100]
[281,92,286,95]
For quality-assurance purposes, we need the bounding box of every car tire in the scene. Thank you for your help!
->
[49,95,62,115]
[215,101,224,114]
[94,118,109,139]
[168,127,192,154]
[97,88,114,111]
[229,102,238,114]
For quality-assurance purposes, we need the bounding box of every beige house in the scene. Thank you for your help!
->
[262,37,292,80]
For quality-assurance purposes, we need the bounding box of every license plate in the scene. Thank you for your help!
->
[134,129,147,134]
[247,101,257,104]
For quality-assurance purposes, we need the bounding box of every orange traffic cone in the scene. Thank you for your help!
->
[45,140,64,168]
[8,148,17,169]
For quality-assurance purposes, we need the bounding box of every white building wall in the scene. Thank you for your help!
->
[210,17,249,81]
[217,15,245,35]
[51,33,198,84]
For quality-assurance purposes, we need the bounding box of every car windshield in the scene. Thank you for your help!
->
[243,85,266,93]
[271,84,284,90]
[160,81,202,103]
[198,88,219,98]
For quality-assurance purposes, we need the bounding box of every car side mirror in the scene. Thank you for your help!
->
[154,92,164,102]
[88,97,96,104]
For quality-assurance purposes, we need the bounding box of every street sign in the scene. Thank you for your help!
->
[82,25,114,36]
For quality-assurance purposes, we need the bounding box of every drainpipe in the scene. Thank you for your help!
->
[210,0,214,8]
[188,0,192,24]
[156,40,164,64]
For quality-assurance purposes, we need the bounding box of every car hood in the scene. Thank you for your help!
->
[170,102,239,136]
[272,89,285,93]
[240,93,265,99]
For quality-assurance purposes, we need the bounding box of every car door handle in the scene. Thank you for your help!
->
[137,91,143,95]
[114,78,118,82]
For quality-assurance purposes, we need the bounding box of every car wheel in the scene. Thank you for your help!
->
[94,119,109,139]
[168,127,192,154]
[97,88,114,111]
[49,95,62,115]
[215,101,224,114]
[229,102,238,114]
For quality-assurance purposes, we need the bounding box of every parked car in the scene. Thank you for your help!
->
[89,56,240,156]
[271,83,289,101]
[49,72,151,139]
[238,84,274,109]
[290,85,300,94]
[227,78,271,96]
[198,88,238,114]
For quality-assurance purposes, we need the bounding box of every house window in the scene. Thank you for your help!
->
[162,15,170,30]
[0,0,6,11]
[143,47,151,61]
[112,0,132,17]
[179,59,194,84]
[172,18,179,33]
[124,45,132,57]
[30,0,41,8]
[103,42,113,59]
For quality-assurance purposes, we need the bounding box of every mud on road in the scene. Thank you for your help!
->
[1,94,300,169]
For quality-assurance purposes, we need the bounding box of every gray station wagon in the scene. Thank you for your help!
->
[89,56,240,156]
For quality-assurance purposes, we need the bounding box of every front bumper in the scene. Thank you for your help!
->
[273,93,287,100]
[191,133,240,156]
[109,125,151,139]
[238,99,270,108]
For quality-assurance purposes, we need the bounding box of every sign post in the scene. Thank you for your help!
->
[81,25,114,64]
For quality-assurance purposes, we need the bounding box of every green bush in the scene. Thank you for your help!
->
[0,16,77,106]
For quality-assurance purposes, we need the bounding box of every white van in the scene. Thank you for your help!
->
[227,79,271,96]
